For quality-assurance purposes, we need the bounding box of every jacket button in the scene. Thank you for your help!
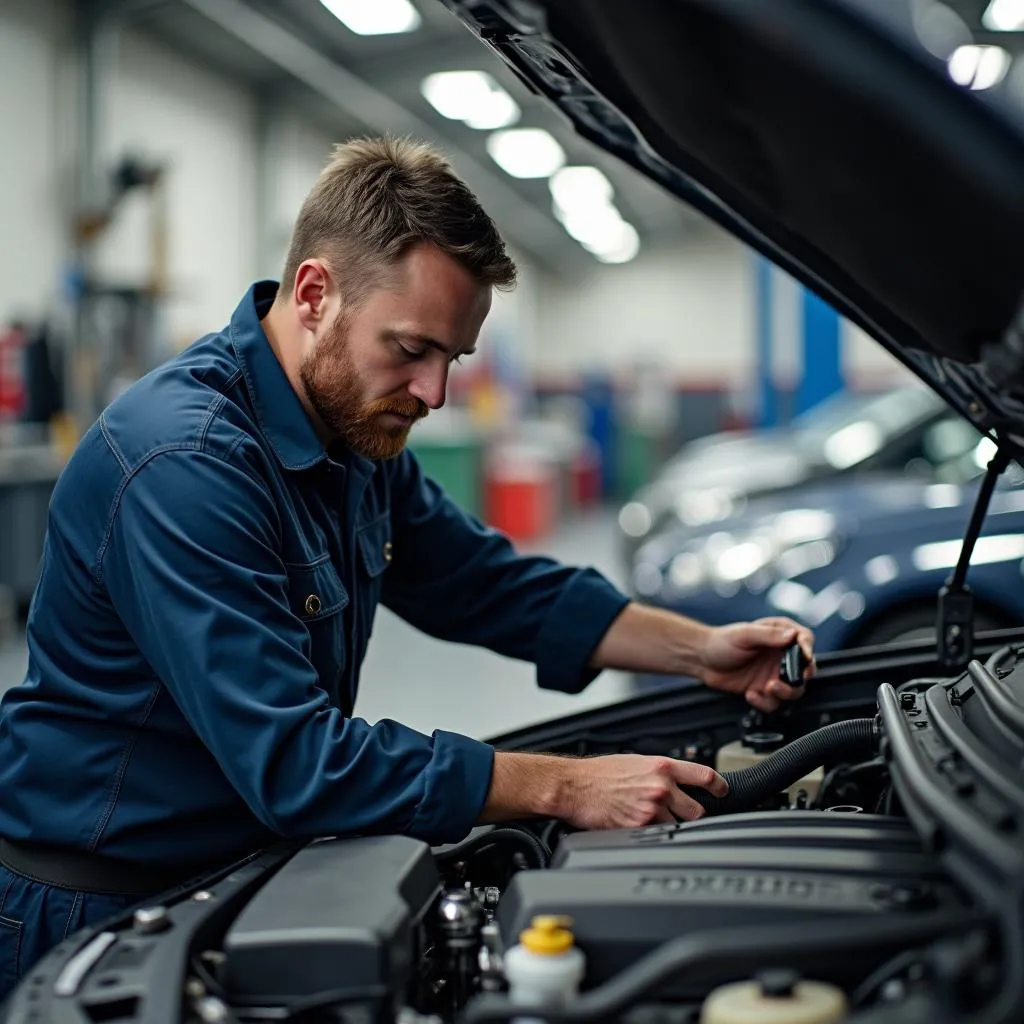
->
[305,594,321,615]
[383,541,393,563]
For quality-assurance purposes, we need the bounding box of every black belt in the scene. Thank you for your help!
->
[0,838,197,897]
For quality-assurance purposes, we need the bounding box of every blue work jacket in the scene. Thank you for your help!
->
[0,283,629,870]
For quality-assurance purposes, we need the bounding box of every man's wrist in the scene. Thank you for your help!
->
[588,602,714,680]
[479,751,579,823]
[681,619,715,680]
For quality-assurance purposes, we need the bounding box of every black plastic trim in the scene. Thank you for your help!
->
[879,683,1021,881]
[925,684,1024,815]
[1,845,299,1024]
[967,659,1024,739]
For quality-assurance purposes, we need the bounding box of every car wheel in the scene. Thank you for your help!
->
[857,605,1010,646]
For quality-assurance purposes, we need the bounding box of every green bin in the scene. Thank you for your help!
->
[409,436,484,517]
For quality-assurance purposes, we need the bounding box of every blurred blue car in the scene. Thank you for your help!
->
[631,435,1024,656]
[616,385,955,567]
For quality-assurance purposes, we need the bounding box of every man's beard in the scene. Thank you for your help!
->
[299,316,428,460]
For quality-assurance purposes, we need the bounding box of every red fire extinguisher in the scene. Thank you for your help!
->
[0,323,26,423]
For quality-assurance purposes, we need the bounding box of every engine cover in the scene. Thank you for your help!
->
[223,835,440,1005]
[497,812,966,992]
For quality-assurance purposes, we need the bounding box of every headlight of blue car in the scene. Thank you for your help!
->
[634,509,842,601]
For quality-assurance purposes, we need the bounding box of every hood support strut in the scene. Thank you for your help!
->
[937,443,1012,670]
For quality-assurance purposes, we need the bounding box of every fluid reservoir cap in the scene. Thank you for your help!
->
[701,976,848,1024]
[520,915,575,955]
[758,968,799,998]
[743,731,785,754]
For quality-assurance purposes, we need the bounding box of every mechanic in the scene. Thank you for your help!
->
[0,137,814,996]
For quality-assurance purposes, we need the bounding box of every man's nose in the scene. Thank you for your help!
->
[408,363,448,410]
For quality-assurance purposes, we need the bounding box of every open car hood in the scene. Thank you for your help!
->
[441,0,1024,458]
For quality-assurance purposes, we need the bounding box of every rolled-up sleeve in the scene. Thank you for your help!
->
[101,446,494,846]
[383,452,630,694]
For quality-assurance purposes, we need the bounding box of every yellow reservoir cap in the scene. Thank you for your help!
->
[520,915,575,955]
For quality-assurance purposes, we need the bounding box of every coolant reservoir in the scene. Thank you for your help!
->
[504,915,586,1013]
[701,970,847,1024]
[716,735,824,804]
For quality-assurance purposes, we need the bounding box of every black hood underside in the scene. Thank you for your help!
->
[444,0,1024,451]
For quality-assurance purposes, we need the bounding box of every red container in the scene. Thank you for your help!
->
[485,461,558,541]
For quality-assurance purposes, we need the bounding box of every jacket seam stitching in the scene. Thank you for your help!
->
[93,442,272,584]
[60,893,82,940]
[196,393,226,453]
[224,432,248,464]
[99,415,130,475]
[86,683,163,852]
[0,876,14,918]
[283,553,332,570]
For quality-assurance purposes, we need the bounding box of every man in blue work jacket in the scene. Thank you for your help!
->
[0,137,813,995]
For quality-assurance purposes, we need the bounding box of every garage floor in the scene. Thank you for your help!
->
[0,508,635,740]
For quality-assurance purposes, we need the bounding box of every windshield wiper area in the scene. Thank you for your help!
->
[937,442,1012,670]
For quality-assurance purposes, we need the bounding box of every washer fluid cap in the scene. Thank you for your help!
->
[700,977,848,1024]
[520,915,575,955]
[743,731,785,754]
[758,968,799,998]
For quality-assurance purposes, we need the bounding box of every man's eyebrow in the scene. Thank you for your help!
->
[385,329,476,357]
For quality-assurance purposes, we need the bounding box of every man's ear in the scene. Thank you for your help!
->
[293,260,331,333]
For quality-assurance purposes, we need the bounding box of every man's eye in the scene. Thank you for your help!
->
[398,344,425,360]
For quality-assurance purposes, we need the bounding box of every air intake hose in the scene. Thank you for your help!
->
[682,717,877,815]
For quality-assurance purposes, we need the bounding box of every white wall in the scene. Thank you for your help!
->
[533,228,912,390]
[0,0,73,325]
[534,232,753,382]
[260,113,337,280]
[91,28,258,349]
[0,0,260,353]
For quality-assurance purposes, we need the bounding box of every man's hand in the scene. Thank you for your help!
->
[589,604,814,710]
[700,616,816,713]
[480,751,728,828]
[560,753,728,827]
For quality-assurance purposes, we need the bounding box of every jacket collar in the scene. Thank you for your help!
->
[229,281,328,472]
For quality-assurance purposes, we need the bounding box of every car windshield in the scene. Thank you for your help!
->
[792,386,942,467]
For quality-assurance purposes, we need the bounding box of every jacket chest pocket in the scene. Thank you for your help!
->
[286,557,348,698]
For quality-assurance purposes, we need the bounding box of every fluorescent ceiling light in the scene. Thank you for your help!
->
[555,201,625,246]
[486,128,565,178]
[549,166,614,211]
[948,44,1011,90]
[319,0,420,35]
[420,72,520,130]
[554,199,640,263]
[983,0,1024,31]
[588,220,640,264]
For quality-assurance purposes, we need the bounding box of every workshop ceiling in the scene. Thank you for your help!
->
[118,0,700,276]
[122,0,1024,276]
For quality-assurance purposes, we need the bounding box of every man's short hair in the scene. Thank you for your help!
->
[281,136,517,303]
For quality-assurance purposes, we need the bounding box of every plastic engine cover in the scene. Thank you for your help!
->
[498,813,967,992]
[223,835,440,1005]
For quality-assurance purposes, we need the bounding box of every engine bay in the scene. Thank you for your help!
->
[10,637,1023,1024]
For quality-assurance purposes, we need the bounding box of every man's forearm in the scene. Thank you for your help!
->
[587,601,712,677]
[477,751,575,823]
